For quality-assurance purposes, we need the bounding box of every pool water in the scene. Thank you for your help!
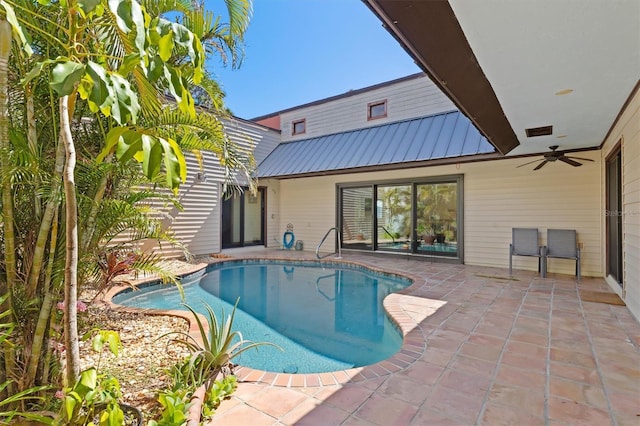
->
[112,260,411,374]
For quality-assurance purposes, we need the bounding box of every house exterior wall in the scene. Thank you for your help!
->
[141,117,280,258]
[279,74,455,142]
[601,86,640,320]
[270,151,602,276]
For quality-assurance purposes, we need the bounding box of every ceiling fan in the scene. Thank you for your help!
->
[517,145,595,171]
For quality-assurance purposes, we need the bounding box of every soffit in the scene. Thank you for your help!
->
[366,0,640,156]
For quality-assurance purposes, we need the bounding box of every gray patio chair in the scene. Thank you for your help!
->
[543,229,581,281]
[509,228,543,276]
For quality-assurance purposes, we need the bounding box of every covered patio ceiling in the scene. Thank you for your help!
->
[364,0,640,156]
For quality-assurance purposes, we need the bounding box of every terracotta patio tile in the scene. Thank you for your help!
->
[438,368,492,397]
[448,354,497,376]
[212,403,277,426]
[425,384,484,424]
[273,374,290,387]
[290,374,306,387]
[305,374,320,386]
[399,359,445,385]
[232,382,268,402]
[549,376,609,409]
[278,398,320,425]
[500,351,547,372]
[319,372,338,386]
[420,347,456,367]
[377,374,429,406]
[509,328,549,346]
[486,383,545,415]
[313,385,341,402]
[549,361,601,385]
[550,347,597,369]
[548,396,612,425]
[355,394,419,426]
[409,408,464,425]
[480,402,545,425]
[323,383,374,412]
[467,332,507,347]
[504,340,547,358]
[495,364,546,389]
[341,416,377,426]
[458,341,503,362]
[608,390,640,418]
[247,387,308,419]
[287,402,351,426]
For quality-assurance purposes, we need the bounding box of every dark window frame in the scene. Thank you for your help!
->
[336,175,464,263]
[292,119,306,135]
[367,100,387,121]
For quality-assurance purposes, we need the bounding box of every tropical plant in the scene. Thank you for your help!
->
[57,330,141,426]
[158,300,273,424]
[0,294,52,424]
[0,0,255,414]
[168,301,276,391]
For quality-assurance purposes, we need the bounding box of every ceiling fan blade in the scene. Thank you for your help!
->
[533,160,548,170]
[559,157,582,167]
[517,158,543,168]
[565,156,595,162]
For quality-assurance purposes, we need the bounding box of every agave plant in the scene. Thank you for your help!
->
[167,300,278,391]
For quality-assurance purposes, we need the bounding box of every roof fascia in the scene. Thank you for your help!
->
[363,0,519,155]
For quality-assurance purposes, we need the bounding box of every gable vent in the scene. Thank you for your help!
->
[525,126,553,137]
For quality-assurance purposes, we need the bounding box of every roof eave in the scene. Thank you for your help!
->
[363,0,519,155]
[259,152,503,180]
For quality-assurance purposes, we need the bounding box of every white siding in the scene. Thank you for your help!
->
[142,118,280,258]
[602,86,640,321]
[262,178,281,248]
[273,152,602,276]
[279,75,455,141]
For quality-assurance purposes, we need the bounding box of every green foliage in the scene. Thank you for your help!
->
[167,300,278,391]
[201,375,237,420]
[0,294,53,424]
[148,388,191,426]
[58,330,126,426]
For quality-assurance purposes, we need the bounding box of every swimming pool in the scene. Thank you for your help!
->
[112,260,411,374]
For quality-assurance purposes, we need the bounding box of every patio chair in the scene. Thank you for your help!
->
[509,228,543,276]
[543,229,581,281]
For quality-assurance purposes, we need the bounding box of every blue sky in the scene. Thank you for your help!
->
[208,0,421,119]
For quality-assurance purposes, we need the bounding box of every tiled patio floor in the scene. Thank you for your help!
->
[209,250,640,425]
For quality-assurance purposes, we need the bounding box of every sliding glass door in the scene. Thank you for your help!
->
[376,185,412,252]
[338,176,462,261]
[415,182,458,257]
[341,187,374,250]
[221,188,265,248]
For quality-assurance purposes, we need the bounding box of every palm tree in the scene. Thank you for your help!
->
[1,0,255,402]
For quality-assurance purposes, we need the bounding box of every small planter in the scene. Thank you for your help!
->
[423,235,436,245]
[119,403,144,426]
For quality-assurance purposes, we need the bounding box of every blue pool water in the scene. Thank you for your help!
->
[112,260,411,374]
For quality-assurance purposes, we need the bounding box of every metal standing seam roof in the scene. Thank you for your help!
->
[257,111,496,178]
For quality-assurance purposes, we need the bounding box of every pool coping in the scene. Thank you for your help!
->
[104,255,427,388]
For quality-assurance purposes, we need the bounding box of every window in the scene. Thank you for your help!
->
[367,100,387,120]
[292,119,306,135]
[338,176,463,261]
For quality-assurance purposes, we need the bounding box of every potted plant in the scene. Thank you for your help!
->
[416,223,436,245]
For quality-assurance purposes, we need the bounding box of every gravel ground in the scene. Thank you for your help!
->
[77,259,198,420]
